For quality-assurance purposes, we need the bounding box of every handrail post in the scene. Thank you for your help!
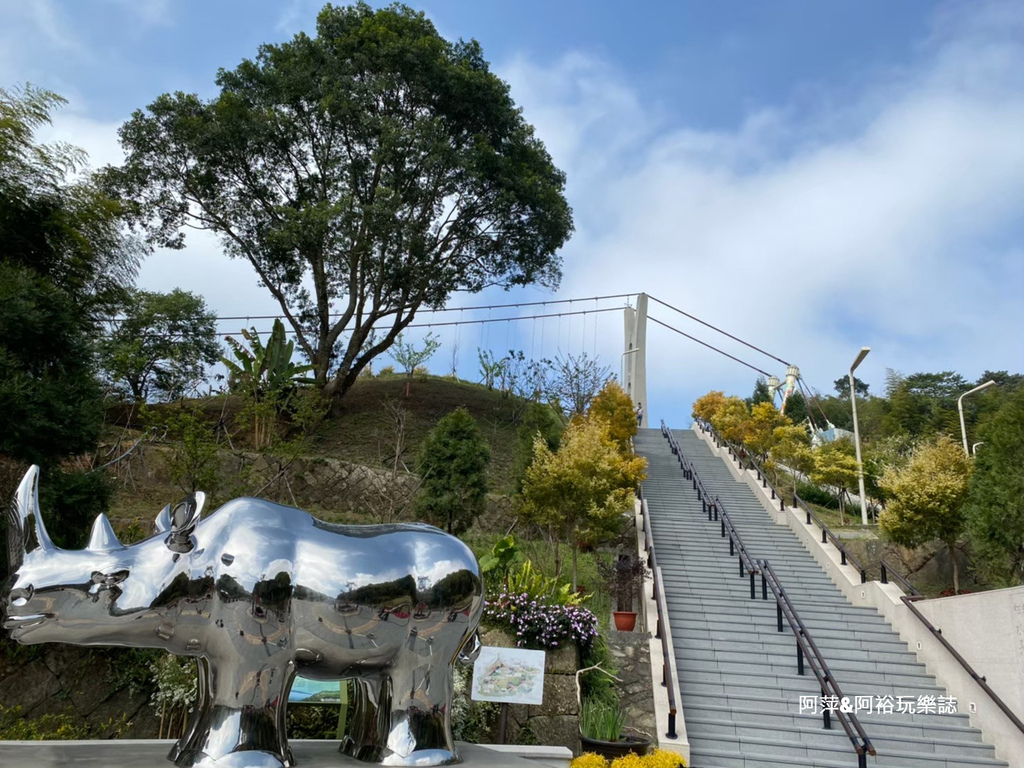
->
[777,602,783,632]
[749,570,755,599]
[881,563,888,584]
[822,688,831,729]
[762,573,767,601]
[797,643,804,676]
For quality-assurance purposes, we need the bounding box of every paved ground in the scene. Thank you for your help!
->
[0,741,571,768]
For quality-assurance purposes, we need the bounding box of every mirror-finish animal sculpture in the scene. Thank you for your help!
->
[3,466,483,768]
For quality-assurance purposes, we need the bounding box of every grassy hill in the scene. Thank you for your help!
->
[102,374,534,526]
[314,374,528,494]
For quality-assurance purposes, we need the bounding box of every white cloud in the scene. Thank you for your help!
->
[499,0,1024,418]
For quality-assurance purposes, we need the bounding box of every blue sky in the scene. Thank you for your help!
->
[2,0,1021,426]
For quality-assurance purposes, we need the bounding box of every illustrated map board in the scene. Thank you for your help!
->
[471,646,545,705]
[290,677,345,703]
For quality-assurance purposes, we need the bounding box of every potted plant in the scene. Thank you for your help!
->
[601,553,650,632]
[579,698,651,758]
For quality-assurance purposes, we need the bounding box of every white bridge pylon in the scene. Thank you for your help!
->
[623,293,648,428]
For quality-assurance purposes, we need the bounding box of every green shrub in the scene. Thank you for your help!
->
[795,481,839,510]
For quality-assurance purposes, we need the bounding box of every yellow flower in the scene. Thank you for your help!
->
[571,753,609,768]
[609,752,644,768]
[641,749,686,768]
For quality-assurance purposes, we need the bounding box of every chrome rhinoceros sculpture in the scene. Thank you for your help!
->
[3,466,483,768]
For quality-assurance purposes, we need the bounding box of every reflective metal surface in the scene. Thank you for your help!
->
[4,466,484,768]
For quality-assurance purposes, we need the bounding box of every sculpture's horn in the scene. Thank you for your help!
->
[87,513,122,551]
[9,466,54,561]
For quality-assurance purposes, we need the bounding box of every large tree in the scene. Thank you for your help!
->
[966,389,1024,586]
[100,288,221,402]
[1,85,140,558]
[107,2,573,399]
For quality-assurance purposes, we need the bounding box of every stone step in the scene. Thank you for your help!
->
[686,736,1008,768]
[683,702,986,742]
[686,716,999,760]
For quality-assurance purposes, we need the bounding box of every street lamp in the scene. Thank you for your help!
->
[958,380,996,455]
[620,348,642,396]
[849,347,870,526]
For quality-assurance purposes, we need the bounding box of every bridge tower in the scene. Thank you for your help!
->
[623,293,648,428]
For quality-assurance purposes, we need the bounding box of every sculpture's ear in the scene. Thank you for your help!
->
[164,492,205,553]
[154,504,172,534]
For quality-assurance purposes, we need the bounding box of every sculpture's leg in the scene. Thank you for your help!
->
[168,657,212,763]
[341,675,386,762]
[378,653,459,766]
[172,657,296,768]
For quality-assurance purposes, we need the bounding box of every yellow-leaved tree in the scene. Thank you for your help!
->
[879,434,973,593]
[588,380,638,450]
[520,416,647,590]
[809,440,860,525]
[770,423,813,496]
[692,391,728,423]
[745,402,791,461]
[714,397,750,444]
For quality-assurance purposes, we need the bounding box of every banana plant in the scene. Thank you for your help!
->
[222,319,315,447]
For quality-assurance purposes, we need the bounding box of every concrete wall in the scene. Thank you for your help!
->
[915,587,1024,719]
[691,424,1024,768]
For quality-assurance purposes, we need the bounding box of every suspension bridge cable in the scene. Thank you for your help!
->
[647,294,791,367]
[647,315,773,377]
[103,293,638,324]
[137,305,626,340]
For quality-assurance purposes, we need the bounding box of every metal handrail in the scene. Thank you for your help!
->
[792,494,869,584]
[638,489,679,740]
[661,422,759,595]
[900,595,1024,735]
[714,495,760,599]
[694,418,871,585]
[739,446,787,512]
[760,560,876,768]
[878,558,920,597]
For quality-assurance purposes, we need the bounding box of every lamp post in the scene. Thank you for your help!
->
[849,347,870,526]
[620,347,642,397]
[958,380,996,455]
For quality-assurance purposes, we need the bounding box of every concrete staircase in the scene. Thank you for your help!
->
[635,427,1007,768]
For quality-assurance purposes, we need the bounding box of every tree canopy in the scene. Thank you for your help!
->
[520,416,646,590]
[1,84,139,558]
[415,407,490,535]
[106,2,573,399]
[100,288,221,402]
[966,389,1024,586]
[879,434,973,593]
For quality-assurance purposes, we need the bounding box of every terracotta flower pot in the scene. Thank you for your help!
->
[612,611,637,632]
